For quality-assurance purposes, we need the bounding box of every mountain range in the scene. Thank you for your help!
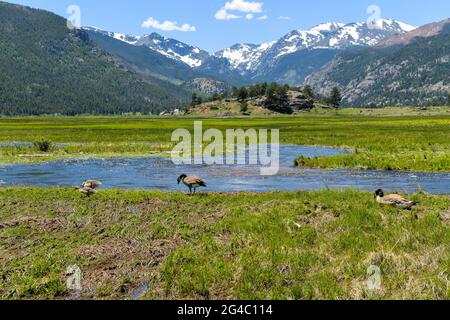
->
[0,0,448,115]
[305,19,450,107]
[86,17,450,108]
[87,19,416,85]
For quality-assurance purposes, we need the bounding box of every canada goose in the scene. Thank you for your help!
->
[177,174,207,195]
[375,189,417,209]
[77,180,102,197]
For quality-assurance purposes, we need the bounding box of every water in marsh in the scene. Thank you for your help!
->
[0,145,449,194]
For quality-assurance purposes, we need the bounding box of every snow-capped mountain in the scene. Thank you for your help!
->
[84,19,416,85]
[266,19,414,64]
[134,33,210,68]
[83,27,209,68]
[215,19,416,74]
[304,18,450,107]
[214,42,276,74]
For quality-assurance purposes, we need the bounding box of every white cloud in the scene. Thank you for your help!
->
[141,17,196,32]
[215,8,242,20]
[224,0,263,13]
[257,15,268,20]
[278,16,291,20]
[215,0,265,21]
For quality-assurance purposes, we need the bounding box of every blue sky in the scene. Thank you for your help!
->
[7,0,450,52]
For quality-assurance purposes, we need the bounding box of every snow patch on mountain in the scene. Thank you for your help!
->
[310,22,345,32]
[132,33,210,68]
[84,26,141,45]
[214,41,276,72]
[83,27,209,68]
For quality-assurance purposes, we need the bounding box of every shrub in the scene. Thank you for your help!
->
[33,140,53,152]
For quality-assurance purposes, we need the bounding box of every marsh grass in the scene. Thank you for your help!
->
[0,111,450,171]
[33,139,53,152]
[0,188,448,300]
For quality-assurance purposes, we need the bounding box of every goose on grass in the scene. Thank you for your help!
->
[375,189,417,210]
[77,180,102,197]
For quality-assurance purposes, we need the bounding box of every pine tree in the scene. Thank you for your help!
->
[328,87,342,109]
[211,93,220,101]
[303,85,314,99]
[248,84,261,98]
[261,82,268,96]
[240,101,249,113]
[232,87,239,98]
[191,93,198,107]
[264,83,292,114]
[237,87,249,102]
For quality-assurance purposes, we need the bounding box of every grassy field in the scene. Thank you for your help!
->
[0,187,449,300]
[1,107,450,171]
[1,108,449,300]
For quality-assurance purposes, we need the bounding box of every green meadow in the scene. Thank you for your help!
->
[0,188,449,300]
[0,107,449,300]
[1,107,450,172]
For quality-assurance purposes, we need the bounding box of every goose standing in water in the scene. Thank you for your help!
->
[177,174,207,195]
[375,189,417,210]
[78,180,102,197]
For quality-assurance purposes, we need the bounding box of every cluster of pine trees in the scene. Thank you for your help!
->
[191,81,344,114]
[230,83,343,112]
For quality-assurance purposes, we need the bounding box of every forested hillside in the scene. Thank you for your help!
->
[305,20,450,107]
[86,30,229,98]
[0,2,185,115]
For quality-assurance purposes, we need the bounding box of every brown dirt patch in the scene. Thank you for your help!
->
[74,237,182,298]
[0,216,65,232]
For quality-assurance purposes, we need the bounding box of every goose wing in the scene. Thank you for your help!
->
[184,176,207,187]
[383,194,409,204]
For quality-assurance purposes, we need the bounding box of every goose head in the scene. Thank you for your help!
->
[177,174,187,184]
[375,189,384,198]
